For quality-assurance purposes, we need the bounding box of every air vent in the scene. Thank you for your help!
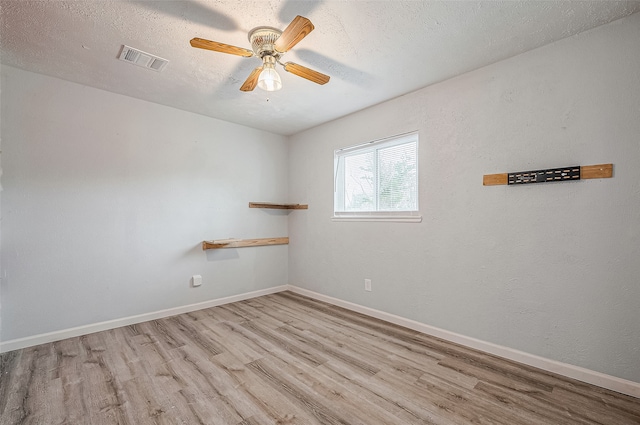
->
[118,45,169,72]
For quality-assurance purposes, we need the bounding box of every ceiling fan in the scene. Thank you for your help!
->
[190,15,330,92]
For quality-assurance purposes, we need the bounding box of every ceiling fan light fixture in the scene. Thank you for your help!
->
[191,16,329,92]
[258,56,282,92]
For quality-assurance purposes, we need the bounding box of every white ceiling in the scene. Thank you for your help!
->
[2,1,639,135]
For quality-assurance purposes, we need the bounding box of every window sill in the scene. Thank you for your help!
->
[331,214,422,223]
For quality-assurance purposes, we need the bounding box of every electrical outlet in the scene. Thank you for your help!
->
[364,279,372,291]
[191,275,202,287]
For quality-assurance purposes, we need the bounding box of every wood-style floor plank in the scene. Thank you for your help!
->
[1,291,639,425]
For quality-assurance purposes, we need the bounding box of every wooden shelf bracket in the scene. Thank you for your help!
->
[202,237,289,250]
[249,202,308,210]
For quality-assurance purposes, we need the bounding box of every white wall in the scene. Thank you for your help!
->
[288,13,640,383]
[0,65,289,342]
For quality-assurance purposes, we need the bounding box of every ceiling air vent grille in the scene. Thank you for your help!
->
[118,45,169,72]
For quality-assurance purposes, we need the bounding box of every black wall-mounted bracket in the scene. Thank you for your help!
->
[483,164,612,186]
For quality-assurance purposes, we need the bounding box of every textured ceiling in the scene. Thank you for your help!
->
[2,1,639,135]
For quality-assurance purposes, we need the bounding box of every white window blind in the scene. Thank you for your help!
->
[334,132,420,221]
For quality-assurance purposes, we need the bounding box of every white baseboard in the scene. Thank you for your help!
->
[3,283,638,399]
[0,285,288,353]
[286,285,640,399]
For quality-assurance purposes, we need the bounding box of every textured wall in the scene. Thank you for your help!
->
[0,66,289,341]
[288,13,640,382]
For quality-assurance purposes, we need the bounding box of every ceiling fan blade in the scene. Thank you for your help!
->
[274,15,314,53]
[240,66,263,91]
[283,62,330,85]
[190,38,253,57]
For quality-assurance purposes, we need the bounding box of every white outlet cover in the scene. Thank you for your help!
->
[191,275,202,287]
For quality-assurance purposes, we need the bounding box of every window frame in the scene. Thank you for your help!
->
[333,131,421,223]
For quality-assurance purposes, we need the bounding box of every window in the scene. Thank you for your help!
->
[334,131,420,222]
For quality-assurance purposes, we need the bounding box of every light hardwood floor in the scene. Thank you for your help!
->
[1,291,639,424]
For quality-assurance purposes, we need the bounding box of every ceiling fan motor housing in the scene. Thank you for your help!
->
[248,27,283,59]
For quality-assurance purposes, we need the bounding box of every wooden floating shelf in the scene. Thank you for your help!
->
[249,202,308,210]
[483,163,613,186]
[202,237,289,250]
